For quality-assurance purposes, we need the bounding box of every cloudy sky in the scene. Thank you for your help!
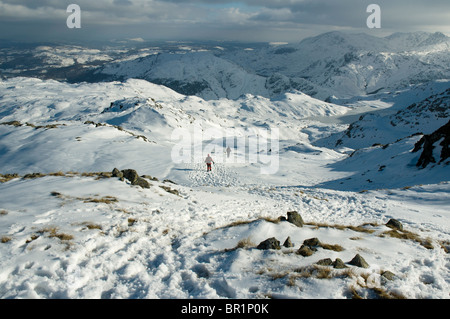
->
[0,0,449,43]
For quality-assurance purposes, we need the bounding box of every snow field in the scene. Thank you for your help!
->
[0,77,449,299]
[0,172,448,298]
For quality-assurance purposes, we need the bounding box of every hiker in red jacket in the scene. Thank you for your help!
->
[205,154,214,172]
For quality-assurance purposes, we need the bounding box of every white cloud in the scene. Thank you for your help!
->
[0,0,448,42]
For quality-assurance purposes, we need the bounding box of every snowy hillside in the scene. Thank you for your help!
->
[0,71,449,299]
[0,31,449,299]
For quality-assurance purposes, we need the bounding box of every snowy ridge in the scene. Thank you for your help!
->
[3,31,447,102]
[0,32,449,299]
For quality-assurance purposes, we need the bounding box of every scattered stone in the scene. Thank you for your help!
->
[332,258,348,269]
[386,218,403,231]
[316,258,333,266]
[297,245,316,257]
[287,211,304,227]
[257,237,281,250]
[122,169,139,183]
[303,237,320,247]
[112,168,124,180]
[133,177,151,189]
[381,270,396,281]
[349,254,369,268]
[121,169,151,189]
[283,236,294,248]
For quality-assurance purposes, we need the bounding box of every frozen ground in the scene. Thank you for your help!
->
[0,77,449,299]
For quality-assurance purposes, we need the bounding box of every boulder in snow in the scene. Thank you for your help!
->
[287,211,304,227]
[349,254,369,268]
[257,237,281,250]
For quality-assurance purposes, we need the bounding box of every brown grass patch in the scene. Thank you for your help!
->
[319,242,345,252]
[82,222,102,230]
[83,195,118,204]
[1,236,12,243]
[38,227,74,241]
[306,221,379,234]
[379,229,434,249]
[127,218,137,226]
[0,173,20,183]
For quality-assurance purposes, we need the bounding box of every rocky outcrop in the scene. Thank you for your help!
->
[112,168,151,189]
[257,237,281,250]
[413,120,450,168]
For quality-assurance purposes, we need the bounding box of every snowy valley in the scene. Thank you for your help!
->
[0,31,449,299]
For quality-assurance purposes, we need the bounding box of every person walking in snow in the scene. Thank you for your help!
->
[226,146,231,158]
[205,154,214,172]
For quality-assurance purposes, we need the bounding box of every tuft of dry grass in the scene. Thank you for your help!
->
[83,195,118,204]
[1,236,12,243]
[127,218,137,226]
[82,222,102,230]
[0,173,20,183]
[319,242,345,252]
[25,234,39,244]
[224,237,256,252]
[38,227,74,241]
[235,237,256,249]
[306,221,379,234]
[379,229,434,249]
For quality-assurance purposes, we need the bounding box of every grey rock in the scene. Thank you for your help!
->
[287,211,304,227]
[112,168,123,179]
[297,245,316,257]
[121,169,150,189]
[257,237,281,250]
[283,236,294,248]
[349,254,369,268]
[122,169,139,183]
[316,258,333,266]
[381,270,396,281]
[133,177,151,189]
[303,237,320,247]
[386,218,403,231]
[332,258,348,269]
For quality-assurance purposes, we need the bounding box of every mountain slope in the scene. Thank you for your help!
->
[221,31,450,100]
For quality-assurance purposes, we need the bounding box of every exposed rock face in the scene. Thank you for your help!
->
[413,120,450,168]
[113,168,150,189]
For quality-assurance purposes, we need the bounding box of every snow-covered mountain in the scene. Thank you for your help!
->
[88,31,450,101]
[220,31,450,100]
[0,31,449,300]
[3,31,448,102]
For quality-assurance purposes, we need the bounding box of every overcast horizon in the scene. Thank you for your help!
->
[0,0,449,44]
